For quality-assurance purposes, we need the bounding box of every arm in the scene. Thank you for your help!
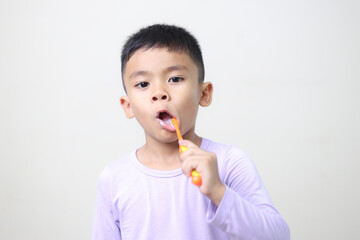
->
[92,167,122,240]
[207,183,290,240]
[179,140,290,240]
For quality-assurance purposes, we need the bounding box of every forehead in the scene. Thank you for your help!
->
[123,47,198,79]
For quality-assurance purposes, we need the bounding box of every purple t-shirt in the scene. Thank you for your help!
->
[92,138,290,239]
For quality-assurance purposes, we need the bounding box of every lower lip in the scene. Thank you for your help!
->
[159,120,176,132]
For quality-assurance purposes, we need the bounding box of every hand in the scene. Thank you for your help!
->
[179,139,226,206]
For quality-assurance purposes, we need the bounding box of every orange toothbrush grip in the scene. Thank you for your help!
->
[191,170,202,186]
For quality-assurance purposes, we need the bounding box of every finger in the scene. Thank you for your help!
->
[181,158,198,177]
[178,139,198,149]
[181,156,203,177]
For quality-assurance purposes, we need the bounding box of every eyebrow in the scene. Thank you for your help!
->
[128,65,188,80]
[128,70,149,80]
[164,65,188,73]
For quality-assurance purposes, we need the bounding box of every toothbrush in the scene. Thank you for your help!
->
[171,117,202,186]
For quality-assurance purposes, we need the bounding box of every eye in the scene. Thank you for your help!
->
[135,81,150,89]
[168,77,184,83]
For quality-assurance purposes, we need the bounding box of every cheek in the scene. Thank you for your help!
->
[178,91,201,117]
[132,102,148,119]
[127,96,148,120]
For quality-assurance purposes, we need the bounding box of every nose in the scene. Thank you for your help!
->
[152,91,169,102]
[151,81,170,102]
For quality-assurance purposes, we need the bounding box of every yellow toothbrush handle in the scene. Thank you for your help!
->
[179,145,188,154]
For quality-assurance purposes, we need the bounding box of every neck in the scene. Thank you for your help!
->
[137,139,180,170]
[136,130,202,171]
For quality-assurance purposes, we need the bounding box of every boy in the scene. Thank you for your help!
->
[93,24,290,240]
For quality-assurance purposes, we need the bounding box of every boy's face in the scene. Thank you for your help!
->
[121,47,212,144]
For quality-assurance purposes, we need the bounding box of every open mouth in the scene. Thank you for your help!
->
[158,111,173,125]
[157,111,176,131]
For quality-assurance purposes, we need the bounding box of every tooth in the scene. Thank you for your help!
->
[165,118,172,125]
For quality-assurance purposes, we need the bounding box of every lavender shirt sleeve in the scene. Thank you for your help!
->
[92,167,121,240]
[206,145,290,239]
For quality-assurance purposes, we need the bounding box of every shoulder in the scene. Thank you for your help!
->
[202,138,259,183]
[98,151,136,184]
[202,138,251,164]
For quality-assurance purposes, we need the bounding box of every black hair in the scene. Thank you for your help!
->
[121,24,205,92]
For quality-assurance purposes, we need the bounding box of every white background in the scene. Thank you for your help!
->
[1,0,359,239]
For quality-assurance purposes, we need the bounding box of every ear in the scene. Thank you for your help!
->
[120,96,135,119]
[199,82,213,107]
